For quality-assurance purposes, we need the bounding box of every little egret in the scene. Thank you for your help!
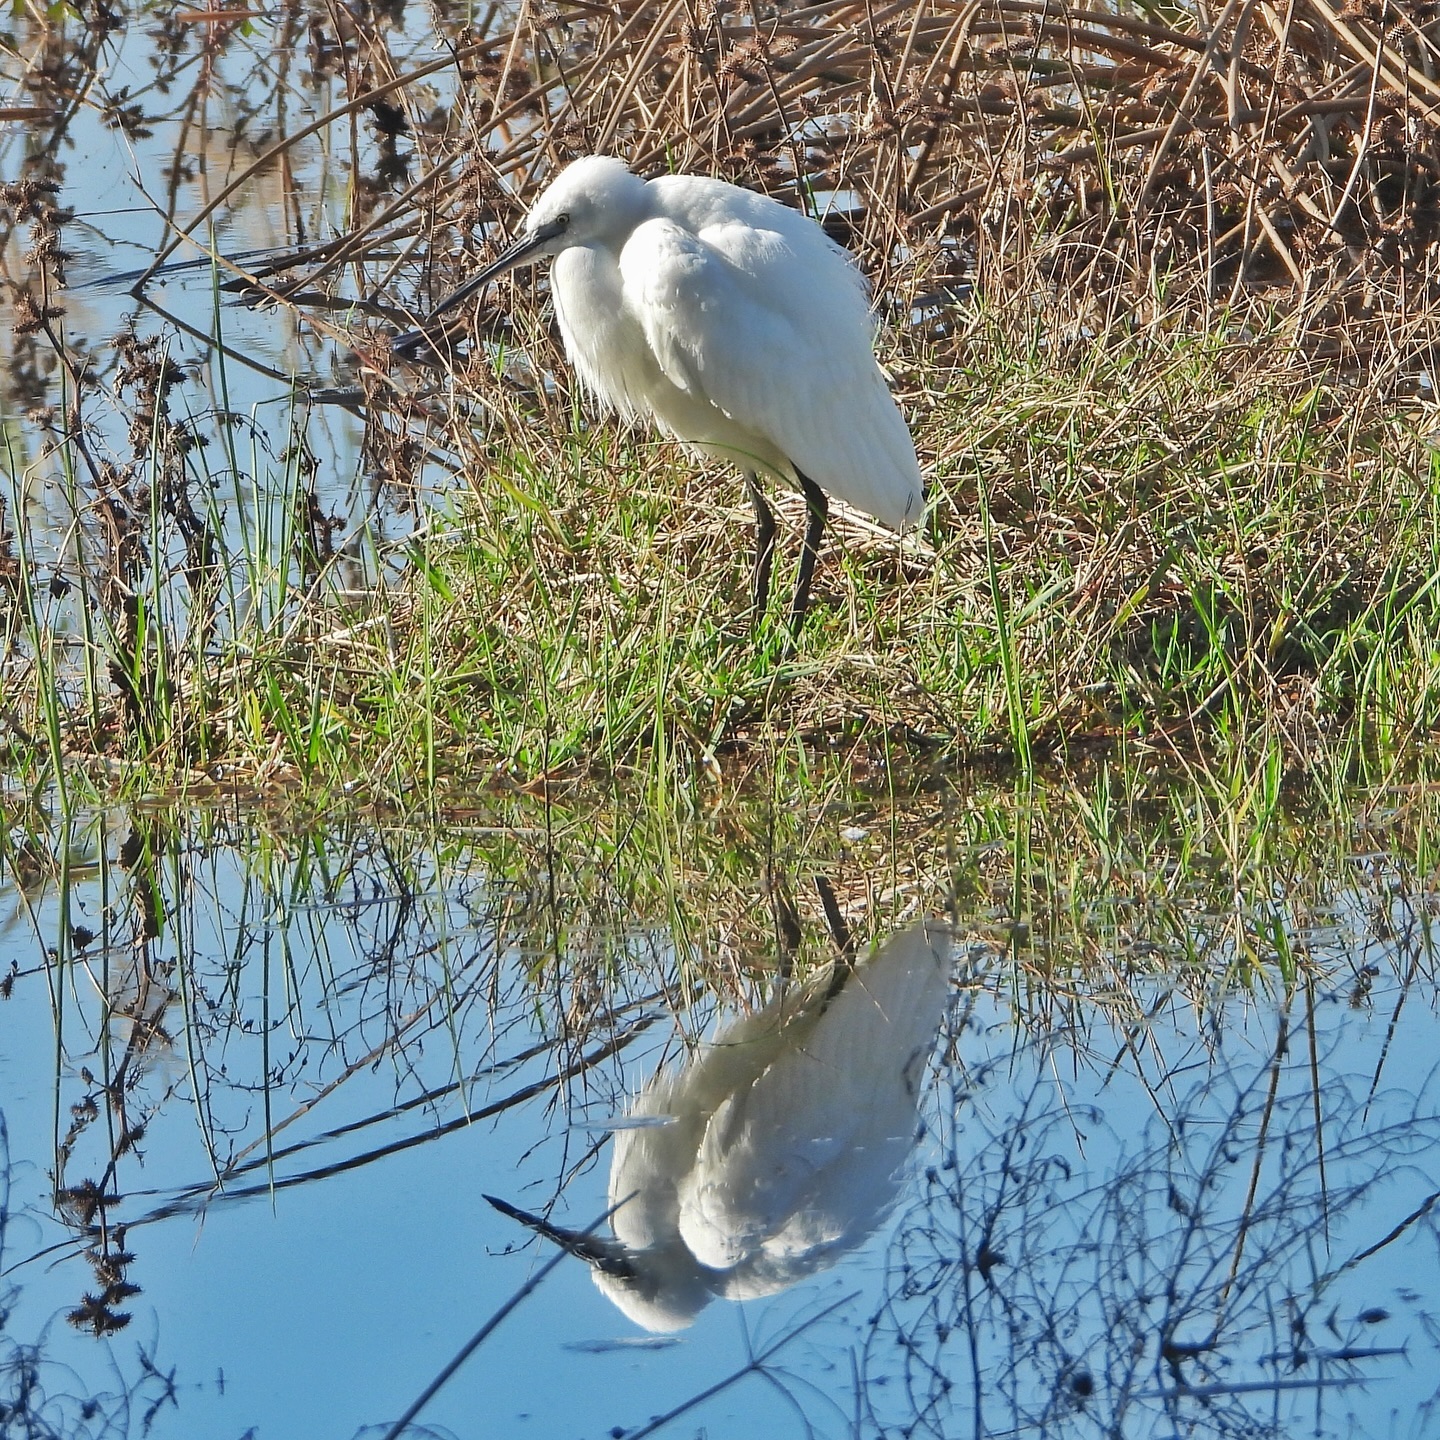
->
[395,156,925,641]
[485,918,950,1331]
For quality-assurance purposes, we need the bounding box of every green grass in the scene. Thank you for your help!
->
[333,319,1440,792]
[6,733,1438,1053]
[4,313,1440,805]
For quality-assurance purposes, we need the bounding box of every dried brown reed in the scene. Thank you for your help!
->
[173,0,1440,605]
[179,0,1440,384]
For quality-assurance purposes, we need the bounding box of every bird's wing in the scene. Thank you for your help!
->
[618,218,924,531]
[676,921,950,1275]
[606,1014,808,1253]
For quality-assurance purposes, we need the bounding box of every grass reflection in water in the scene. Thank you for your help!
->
[0,768,1437,1438]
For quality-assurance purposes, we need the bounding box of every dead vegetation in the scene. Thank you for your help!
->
[166,0,1440,381]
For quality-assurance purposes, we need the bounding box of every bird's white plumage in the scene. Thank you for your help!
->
[594,918,951,1330]
[616,218,920,528]
[515,156,924,533]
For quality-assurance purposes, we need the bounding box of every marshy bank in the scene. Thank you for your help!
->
[0,0,1438,790]
[2,0,1440,1436]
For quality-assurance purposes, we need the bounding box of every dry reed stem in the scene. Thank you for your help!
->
[165,0,1432,391]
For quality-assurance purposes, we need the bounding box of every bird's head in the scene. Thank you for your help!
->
[519,154,650,257]
[390,156,650,351]
[590,1250,715,1332]
[484,1191,716,1333]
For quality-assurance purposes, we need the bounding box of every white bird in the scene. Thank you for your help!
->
[396,155,925,642]
[486,918,950,1331]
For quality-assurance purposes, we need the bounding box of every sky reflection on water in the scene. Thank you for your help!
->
[1,804,1438,1438]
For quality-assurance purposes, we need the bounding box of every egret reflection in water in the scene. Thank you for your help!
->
[488,918,951,1330]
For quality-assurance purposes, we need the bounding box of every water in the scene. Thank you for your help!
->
[2,791,1439,1439]
[0,1,481,615]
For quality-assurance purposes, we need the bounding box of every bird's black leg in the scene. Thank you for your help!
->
[745,472,777,633]
[787,470,829,643]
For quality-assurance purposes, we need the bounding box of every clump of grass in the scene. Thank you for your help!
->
[6,2,1440,800]
[269,317,1433,789]
[7,303,1440,796]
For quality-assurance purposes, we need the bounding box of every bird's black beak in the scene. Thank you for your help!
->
[484,1193,637,1279]
[391,218,566,360]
